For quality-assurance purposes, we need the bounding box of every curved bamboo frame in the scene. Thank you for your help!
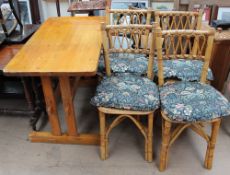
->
[105,8,154,55]
[98,24,158,162]
[155,27,221,171]
[155,10,206,84]
[106,8,153,25]
[155,10,203,30]
[102,23,158,79]
[159,112,221,171]
[156,28,215,86]
[99,109,154,162]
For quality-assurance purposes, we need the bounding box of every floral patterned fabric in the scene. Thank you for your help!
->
[99,57,213,81]
[91,74,160,111]
[160,81,230,122]
[98,53,148,74]
[153,59,214,81]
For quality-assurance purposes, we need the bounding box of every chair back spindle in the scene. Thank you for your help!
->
[156,28,215,86]
[155,10,203,30]
[106,8,153,25]
[101,23,157,79]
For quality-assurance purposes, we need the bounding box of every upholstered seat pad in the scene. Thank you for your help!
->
[99,56,213,81]
[91,74,160,111]
[154,59,213,81]
[98,53,148,74]
[160,81,230,122]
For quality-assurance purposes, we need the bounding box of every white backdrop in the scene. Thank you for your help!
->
[39,0,71,22]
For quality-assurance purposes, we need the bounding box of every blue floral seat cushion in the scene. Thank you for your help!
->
[91,74,160,111]
[153,59,214,81]
[160,81,230,122]
[98,53,148,74]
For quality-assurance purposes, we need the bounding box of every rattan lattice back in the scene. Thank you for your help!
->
[156,28,215,85]
[102,23,157,79]
[106,9,153,25]
[155,10,203,30]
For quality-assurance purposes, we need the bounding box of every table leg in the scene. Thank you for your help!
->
[59,76,78,136]
[29,76,99,145]
[40,76,62,136]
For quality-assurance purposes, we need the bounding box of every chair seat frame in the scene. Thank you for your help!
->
[155,28,221,171]
[98,24,158,162]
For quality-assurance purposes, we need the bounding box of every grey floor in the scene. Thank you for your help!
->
[0,85,230,175]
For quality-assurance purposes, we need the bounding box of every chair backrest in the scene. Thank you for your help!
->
[155,10,203,30]
[155,27,215,86]
[106,8,153,25]
[105,8,155,49]
[101,23,157,79]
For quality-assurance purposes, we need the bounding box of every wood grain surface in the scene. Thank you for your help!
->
[4,17,104,76]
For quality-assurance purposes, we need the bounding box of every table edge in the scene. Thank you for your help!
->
[3,70,98,77]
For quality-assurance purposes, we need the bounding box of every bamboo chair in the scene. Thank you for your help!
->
[106,8,154,48]
[105,8,154,49]
[154,10,203,30]
[156,28,230,171]
[106,8,153,25]
[154,10,214,82]
[92,23,159,162]
[98,8,155,75]
[105,0,153,25]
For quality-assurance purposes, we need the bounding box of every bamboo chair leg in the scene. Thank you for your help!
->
[105,136,109,159]
[204,119,221,169]
[145,139,148,161]
[99,111,107,160]
[159,119,172,171]
[147,113,154,162]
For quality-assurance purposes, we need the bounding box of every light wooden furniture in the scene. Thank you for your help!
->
[95,8,154,75]
[4,16,104,144]
[105,8,153,25]
[106,8,154,50]
[155,28,223,171]
[155,10,203,30]
[98,23,158,162]
[153,10,211,83]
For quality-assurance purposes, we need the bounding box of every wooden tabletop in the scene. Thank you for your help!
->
[4,16,104,76]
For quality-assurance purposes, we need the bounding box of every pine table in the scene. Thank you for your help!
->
[4,16,104,145]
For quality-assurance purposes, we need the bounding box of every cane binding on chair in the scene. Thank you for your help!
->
[102,23,157,79]
[152,10,217,82]
[155,10,203,30]
[97,23,158,162]
[155,27,224,171]
[106,8,153,25]
[156,28,215,86]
